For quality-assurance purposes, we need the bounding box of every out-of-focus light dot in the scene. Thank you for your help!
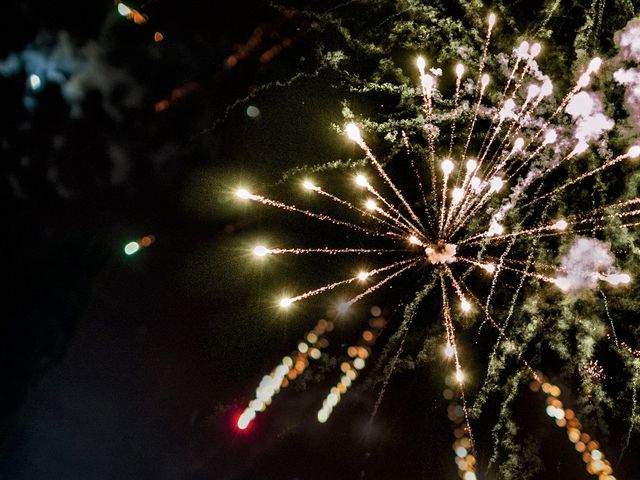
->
[441,159,454,175]
[124,241,140,255]
[280,297,293,308]
[29,74,41,91]
[455,446,468,457]
[628,145,640,158]
[117,3,132,16]
[455,369,464,383]
[154,32,164,42]
[317,409,329,423]
[464,473,477,480]
[337,302,350,314]
[358,271,369,281]
[354,357,365,370]
[371,305,382,317]
[253,245,269,257]
[298,342,308,354]
[309,348,321,360]
[307,332,318,344]
[282,356,293,367]
[246,105,260,118]
[346,123,362,142]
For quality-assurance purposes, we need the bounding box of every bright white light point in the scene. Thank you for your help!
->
[588,57,602,74]
[337,302,350,313]
[441,159,454,175]
[444,343,454,358]
[456,63,465,78]
[253,245,269,257]
[452,188,464,202]
[236,188,252,199]
[358,271,369,281]
[481,74,490,87]
[464,472,477,480]
[470,177,481,189]
[355,174,368,186]
[124,241,140,256]
[455,369,464,383]
[237,409,255,430]
[354,357,365,369]
[554,277,571,291]
[518,41,530,57]
[620,273,631,284]
[543,129,557,145]
[483,263,495,274]
[29,74,41,91]
[489,177,504,192]
[527,84,540,99]
[317,409,329,423]
[303,180,316,190]
[541,79,553,97]
[466,159,477,171]
[488,13,496,27]
[279,297,293,308]
[365,199,377,210]
[408,235,421,245]
[553,219,568,231]
[421,74,434,90]
[577,73,590,88]
[513,137,525,151]
[345,123,362,142]
[628,145,640,158]
[117,3,132,16]
[572,141,589,155]
[460,299,471,312]
[416,56,426,72]
[530,42,541,58]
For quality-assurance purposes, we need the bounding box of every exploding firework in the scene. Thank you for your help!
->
[233,11,639,473]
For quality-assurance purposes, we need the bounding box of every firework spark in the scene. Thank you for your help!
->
[233,12,639,468]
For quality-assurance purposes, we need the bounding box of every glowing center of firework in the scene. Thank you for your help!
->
[425,241,457,264]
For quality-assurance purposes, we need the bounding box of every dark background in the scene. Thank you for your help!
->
[2,1,639,479]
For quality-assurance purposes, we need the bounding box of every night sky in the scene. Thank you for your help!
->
[3,1,640,479]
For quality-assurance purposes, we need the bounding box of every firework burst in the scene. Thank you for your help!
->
[233,12,639,470]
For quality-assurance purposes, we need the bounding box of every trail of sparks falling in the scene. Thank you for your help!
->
[233,11,640,471]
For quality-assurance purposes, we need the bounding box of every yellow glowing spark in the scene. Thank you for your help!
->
[346,123,362,142]
[456,63,465,78]
[481,74,490,88]
[117,3,132,16]
[236,188,252,199]
[408,235,422,245]
[441,159,454,175]
[280,297,293,308]
[355,174,369,187]
[303,180,317,190]
[489,177,504,192]
[455,368,465,383]
[365,199,377,210]
[488,13,496,28]
[552,219,568,231]
[628,145,640,159]
[460,299,471,312]
[253,245,270,257]
[416,56,426,73]
[358,271,369,281]
[587,57,602,74]
[444,343,454,358]
[483,263,496,274]
[124,241,140,255]
[337,302,350,314]
[466,159,477,172]
[452,188,464,202]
